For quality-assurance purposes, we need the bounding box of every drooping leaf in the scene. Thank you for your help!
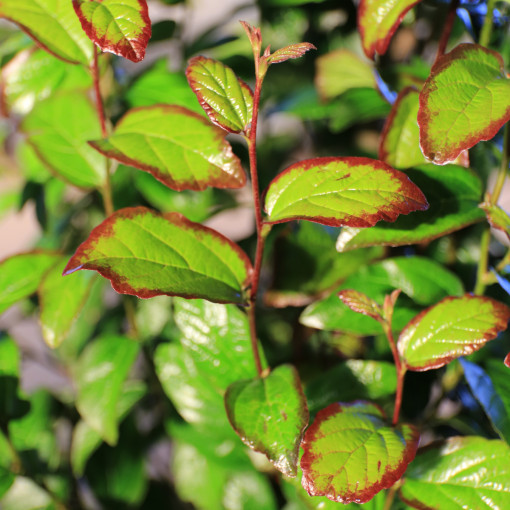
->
[267,42,316,64]
[89,105,246,191]
[73,0,151,62]
[480,202,510,239]
[338,290,383,322]
[75,335,139,445]
[418,44,510,164]
[400,437,510,509]
[315,49,375,102]
[337,164,484,251]
[64,207,253,305]
[460,359,510,442]
[264,157,428,227]
[38,259,94,348]
[398,295,510,371]
[358,0,422,59]
[0,251,60,315]
[21,91,107,189]
[300,401,419,503]
[379,87,428,169]
[0,0,94,64]
[186,56,253,134]
[225,364,308,477]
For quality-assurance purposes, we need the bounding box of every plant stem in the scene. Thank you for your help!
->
[475,228,491,295]
[479,0,497,47]
[435,0,459,61]
[248,304,264,376]
[382,322,405,425]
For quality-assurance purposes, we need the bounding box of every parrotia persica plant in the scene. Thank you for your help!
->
[0,0,510,508]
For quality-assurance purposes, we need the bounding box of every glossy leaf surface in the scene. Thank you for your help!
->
[75,335,139,444]
[264,157,428,227]
[480,202,510,239]
[418,44,510,164]
[89,105,246,191]
[267,42,316,64]
[0,0,93,64]
[398,295,510,371]
[301,401,419,503]
[337,164,484,251]
[0,252,60,315]
[225,364,308,477]
[21,92,106,188]
[73,0,151,62]
[358,0,421,59]
[400,437,510,509]
[186,56,253,134]
[338,290,383,322]
[64,207,252,304]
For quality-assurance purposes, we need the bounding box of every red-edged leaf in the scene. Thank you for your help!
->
[63,207,253,305]
[398,295,510,371]
[358,0,422,59]
[418,44,510,164]
[89,105,246,191]
[301,401,419,503]
[505,353,510,368]
[264,157,428,227]
[72,0,151,63]
[267,43,316,64]
[338,290,383,323]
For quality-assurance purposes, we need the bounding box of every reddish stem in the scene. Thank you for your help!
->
[435,0,460,61]
[248,304,263,376]
[393,365,406,426]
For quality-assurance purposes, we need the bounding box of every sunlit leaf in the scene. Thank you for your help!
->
[186,56,253,134]
[400,437,510,509]
[480,202,510,239]
[1,477,55,510]
[267,42,316,64]
[398,295,510,371]
[64,207,253,305]
[225,364,308,477]
[89,105,246,191]
[418,44,510,164]
[73,0,151,62]
[337,164,484,251]
[264,157,428,227]
[301,401,419,503]
[0,0,94,64]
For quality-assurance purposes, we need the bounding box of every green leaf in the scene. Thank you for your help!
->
[315,49,375,101]
[480,202,510,239]
[336,164,485,251]
[64,207,253,305]
[173,298,261,391]
[0,251,60,315]
[38,259,94,348]
[1,477,55,510]
[89,105,246,191]
[486,358,510,420]
[21,91,107,189]
[267,42,316,64]
[0,0,94,64]
[379,87,428,169]
[300,401,419,503]
[75,335,139,444]
[398,295,510,371]
[0,429,15,499]
[186,56,253,134]
[225,364,309,477]
[418,44,510,164]
[73,0,151,62]
[400,437,510,509]
[358,0,421,58]
[264,157,428,226]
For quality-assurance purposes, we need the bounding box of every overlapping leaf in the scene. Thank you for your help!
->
[337,164,484,251]
[264,157,428,227]
[400,437,510,509]
[64,207,253,304]
[225,364,308,477]
[0,0,94,64]
[267,42,316,64]
[186,56,253,134]
[89,105,246,191]
[398,295,510,371]
[418,44,510,164]
[73,0,151,62]
[358,0,422,59]
[338,290,383,322]
[301,401,419,503]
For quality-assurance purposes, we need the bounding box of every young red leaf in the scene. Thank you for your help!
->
[338,290,383,323]
[186,56,253,134]
[267,43,316,64]
[301,401,419,503]
[398,295,510,371]
[358,0,422,59]
[264,157,428,227]
[72,0,151,63]
[418,44,510,164]
[505,353,510,368]
[63,207,253,305]
[89,105,246,191]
